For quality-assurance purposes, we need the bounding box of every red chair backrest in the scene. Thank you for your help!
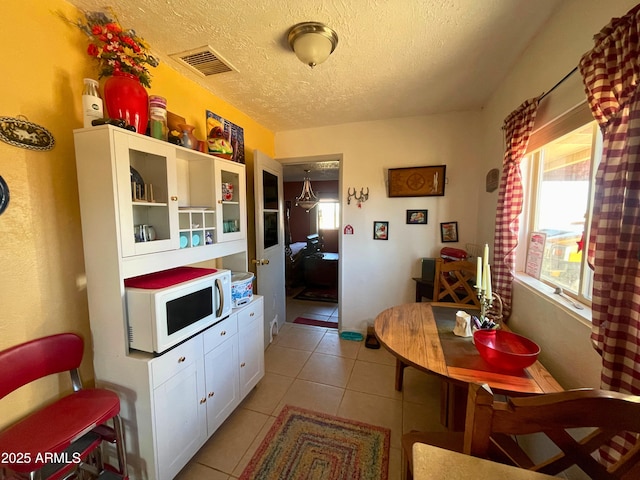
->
[0,333,84,399]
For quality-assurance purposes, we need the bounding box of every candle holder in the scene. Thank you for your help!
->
[476,289,504,327]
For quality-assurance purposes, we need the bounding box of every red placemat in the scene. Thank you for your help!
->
[124,267,218,289]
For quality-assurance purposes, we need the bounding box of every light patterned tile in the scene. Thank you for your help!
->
[337,389,403,449]
[239,372,294,415]
[271,324,326,351]
[231,415,276,477]
[175,462,231,480]
[347,360,403,400]
[264,345,311,377]
[402,366,441,405]
[194,408,269,474]
[273,378,345,415]
[298,352,355,388]
[357,343,398,365]
[314,330,361,359]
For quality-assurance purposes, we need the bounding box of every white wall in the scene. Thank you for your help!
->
[478,0,639,389]
[276,0,638,390]
[276,113,482,332]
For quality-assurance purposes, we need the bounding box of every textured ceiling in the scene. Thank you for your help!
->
[65,0,562,134]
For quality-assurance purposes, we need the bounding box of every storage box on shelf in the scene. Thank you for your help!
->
[73,125,263,480]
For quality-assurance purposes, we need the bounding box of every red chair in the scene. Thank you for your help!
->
[0,333,127,479]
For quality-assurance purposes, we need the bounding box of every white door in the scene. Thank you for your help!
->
[254,150,286,347]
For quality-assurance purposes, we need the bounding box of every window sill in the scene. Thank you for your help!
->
[513,273,592,327]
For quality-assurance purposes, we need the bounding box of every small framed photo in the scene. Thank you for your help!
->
[373,221,389,240]
[440,221,458,243]
[406,209,428,224]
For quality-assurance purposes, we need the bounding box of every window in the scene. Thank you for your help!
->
[523,119,601,305]
[317,201,339,230]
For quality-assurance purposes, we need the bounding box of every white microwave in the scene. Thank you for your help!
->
[125,267,232,354]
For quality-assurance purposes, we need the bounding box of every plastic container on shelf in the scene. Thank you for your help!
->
[82,78,103,128]
[231,272,254,308]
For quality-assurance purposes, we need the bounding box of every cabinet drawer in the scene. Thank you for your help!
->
[238,297,263,327]
[203,315,238,354]
[151,335,202,387]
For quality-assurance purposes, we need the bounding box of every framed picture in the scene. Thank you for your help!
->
[406,209,428,224]
[440,221,458,243]
[388,165,446,197]
[373,221,389,240]
[205,110,245,164]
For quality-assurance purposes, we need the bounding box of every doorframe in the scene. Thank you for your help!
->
[278,153,343,323]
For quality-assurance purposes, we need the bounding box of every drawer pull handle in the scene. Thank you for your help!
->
[220,331,226,336]
[208,392,215,398]
[240,362,246,368]
[200,398,206,404]
[178,356,186,363]
[250,312,255,317]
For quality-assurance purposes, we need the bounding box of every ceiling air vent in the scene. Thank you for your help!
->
[170,46,237,77]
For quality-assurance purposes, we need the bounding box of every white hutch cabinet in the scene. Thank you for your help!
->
[73,126,263,480]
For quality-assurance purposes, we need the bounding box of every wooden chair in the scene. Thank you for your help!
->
[403,383,640,480]
[432,258,481,306]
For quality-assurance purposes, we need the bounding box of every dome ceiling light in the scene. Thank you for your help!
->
[287,22,339,68]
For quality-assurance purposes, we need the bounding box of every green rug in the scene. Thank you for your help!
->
[239,405,390,480]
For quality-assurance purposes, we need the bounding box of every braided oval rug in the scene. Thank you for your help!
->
[239,405,390,480]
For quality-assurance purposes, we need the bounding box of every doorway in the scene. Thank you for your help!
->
[281,158,341,329]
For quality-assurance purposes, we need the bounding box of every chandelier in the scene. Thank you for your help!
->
[296,170,318,212]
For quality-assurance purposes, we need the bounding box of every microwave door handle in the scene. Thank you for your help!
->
[215,278,224,317]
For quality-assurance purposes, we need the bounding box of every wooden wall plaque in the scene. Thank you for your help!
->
[388,165,446,197]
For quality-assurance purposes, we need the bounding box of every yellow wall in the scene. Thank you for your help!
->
[0,0,274,428]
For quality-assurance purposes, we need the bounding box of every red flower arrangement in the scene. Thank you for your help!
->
[75,10,159,88]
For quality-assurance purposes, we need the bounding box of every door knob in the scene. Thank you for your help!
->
[251,259,270,265]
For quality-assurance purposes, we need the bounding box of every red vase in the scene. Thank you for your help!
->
[103,71,148,134]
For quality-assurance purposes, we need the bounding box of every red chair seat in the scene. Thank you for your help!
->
[0,389,120,472]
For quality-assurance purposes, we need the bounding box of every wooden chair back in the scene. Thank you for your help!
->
[433,258,480,307]
[464,383,640,479]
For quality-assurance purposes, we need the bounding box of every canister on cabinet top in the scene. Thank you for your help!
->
[231,272,254,307]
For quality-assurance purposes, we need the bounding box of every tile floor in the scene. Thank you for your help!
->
[285,294,340,324]
[175,302,444,480]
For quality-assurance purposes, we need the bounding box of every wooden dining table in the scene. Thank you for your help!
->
[374,302,563,430]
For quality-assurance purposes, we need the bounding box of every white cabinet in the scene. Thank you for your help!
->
[152,337,206,480]
[73,125,248,279]
[214,160,247,243]
[203,314,240,433]
[113,130,179,257]
[238,298,265,398]
[72,126,264,480]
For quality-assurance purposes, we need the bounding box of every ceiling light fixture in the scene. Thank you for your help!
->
[288,22,338,68]
[296,170,319,212]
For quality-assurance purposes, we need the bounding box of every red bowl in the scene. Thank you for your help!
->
[473,329,540,371]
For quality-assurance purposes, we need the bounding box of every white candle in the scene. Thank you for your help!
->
[486,264,492,301]
[476,257,482,289]
[483,244,489,267]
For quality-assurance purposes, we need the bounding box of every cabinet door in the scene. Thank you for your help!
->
[114,130,179,256]
[204,335,240,434]
[153,358,206,480]
[239,313,265,398]
[214,159,246,243]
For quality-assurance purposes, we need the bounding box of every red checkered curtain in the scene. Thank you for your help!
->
[579,4,640,464]
[493,99,539,318]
